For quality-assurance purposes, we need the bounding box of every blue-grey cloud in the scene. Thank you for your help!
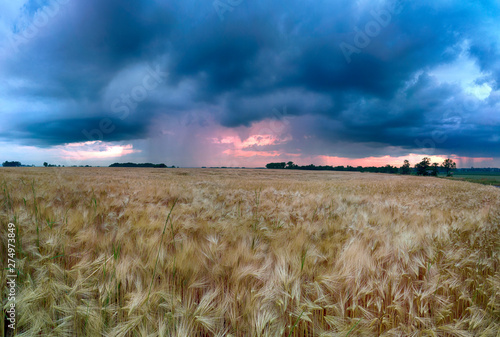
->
[1,0,499,161]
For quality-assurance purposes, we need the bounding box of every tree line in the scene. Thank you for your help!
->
[1,161,171,168]
[109,162,171,168]
[266,158,457,176]
[2,161,22,167]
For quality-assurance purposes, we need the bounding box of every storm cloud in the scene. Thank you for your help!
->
[1,0,499,166]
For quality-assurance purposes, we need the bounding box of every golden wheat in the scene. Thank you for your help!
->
[1,168,499,336]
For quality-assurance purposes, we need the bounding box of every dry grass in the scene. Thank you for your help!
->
[1,167,499,336]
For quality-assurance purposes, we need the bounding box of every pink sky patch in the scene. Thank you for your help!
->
[58,141,140,161]
[222,149,282,158]
[211,134,288,149]
[208,128,294,162]
[317,153,494,167]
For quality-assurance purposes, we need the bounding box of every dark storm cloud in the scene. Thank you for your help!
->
[9,117,150,147]
[286,2,476,97]
[4,0,174,100]
[1,0,500,158]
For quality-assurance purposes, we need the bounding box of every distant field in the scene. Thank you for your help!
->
[444,172,500,186]
[1,168,499,336]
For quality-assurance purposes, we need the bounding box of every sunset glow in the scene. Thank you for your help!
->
[317,154,494,168]
[58,142,140,161]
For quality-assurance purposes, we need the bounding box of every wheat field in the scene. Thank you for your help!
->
[1,168,499,336]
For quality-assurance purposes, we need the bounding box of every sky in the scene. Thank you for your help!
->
[0,0,499,168]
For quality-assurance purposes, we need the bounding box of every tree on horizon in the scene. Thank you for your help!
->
[266,162,286,169]
[431,163,439,176]
[415,157,431,176]
[2,161,22,167]
[442,158,457,176]
[400,160,411,175]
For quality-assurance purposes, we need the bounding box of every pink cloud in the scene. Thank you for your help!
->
[450,155,493,168]
[208,126,294,162]
[57,141,140,161]
[317,153,494,167]
[222,149,282,158]
[211,134,289,149]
